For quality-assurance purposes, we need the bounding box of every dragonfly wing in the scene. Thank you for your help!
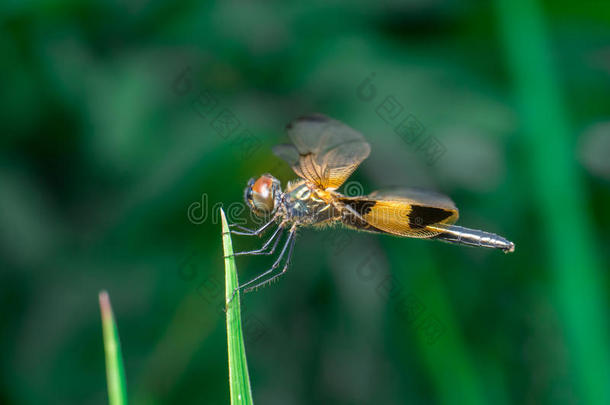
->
[338,187,459,238]
[273,114,371,190]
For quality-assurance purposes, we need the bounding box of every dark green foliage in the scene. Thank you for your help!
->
[2,1,610,404]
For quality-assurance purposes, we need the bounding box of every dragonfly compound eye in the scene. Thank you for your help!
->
[250,175,275,214]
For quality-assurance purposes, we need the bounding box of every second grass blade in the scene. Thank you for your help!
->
[99,290,128,405]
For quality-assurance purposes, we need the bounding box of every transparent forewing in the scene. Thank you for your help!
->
[368,188,458,213]
[272,114,371,190]
[338,188,459,238]
[272,144,300,166]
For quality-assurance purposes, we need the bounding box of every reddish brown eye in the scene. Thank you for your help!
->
[250,175,275,213]
[252,176,272,198]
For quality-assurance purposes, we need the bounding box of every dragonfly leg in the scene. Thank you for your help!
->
[229,216,276,236]
[228,224,257,233]
[232,225,284,257]
[244,229,297,293]
[227,226,296,303]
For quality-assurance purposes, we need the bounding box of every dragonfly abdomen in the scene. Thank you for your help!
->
[430,225,515,253]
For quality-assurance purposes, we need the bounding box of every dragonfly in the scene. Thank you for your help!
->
[229,114,514,294]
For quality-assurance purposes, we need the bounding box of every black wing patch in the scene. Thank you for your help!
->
[340,198,376,216]
[408,205,454,229]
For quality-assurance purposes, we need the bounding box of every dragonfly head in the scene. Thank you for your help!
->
[244,174,281,217]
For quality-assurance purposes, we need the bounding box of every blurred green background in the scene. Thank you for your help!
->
[2,0,610,404]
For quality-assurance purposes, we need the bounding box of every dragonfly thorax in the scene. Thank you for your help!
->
[281,180,337,224]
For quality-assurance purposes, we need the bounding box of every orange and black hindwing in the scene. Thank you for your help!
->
[337,195,459,238]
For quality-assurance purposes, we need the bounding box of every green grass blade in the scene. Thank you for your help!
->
[99,291,129,405]
[221,209,254,405]
[495,1,610,403]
